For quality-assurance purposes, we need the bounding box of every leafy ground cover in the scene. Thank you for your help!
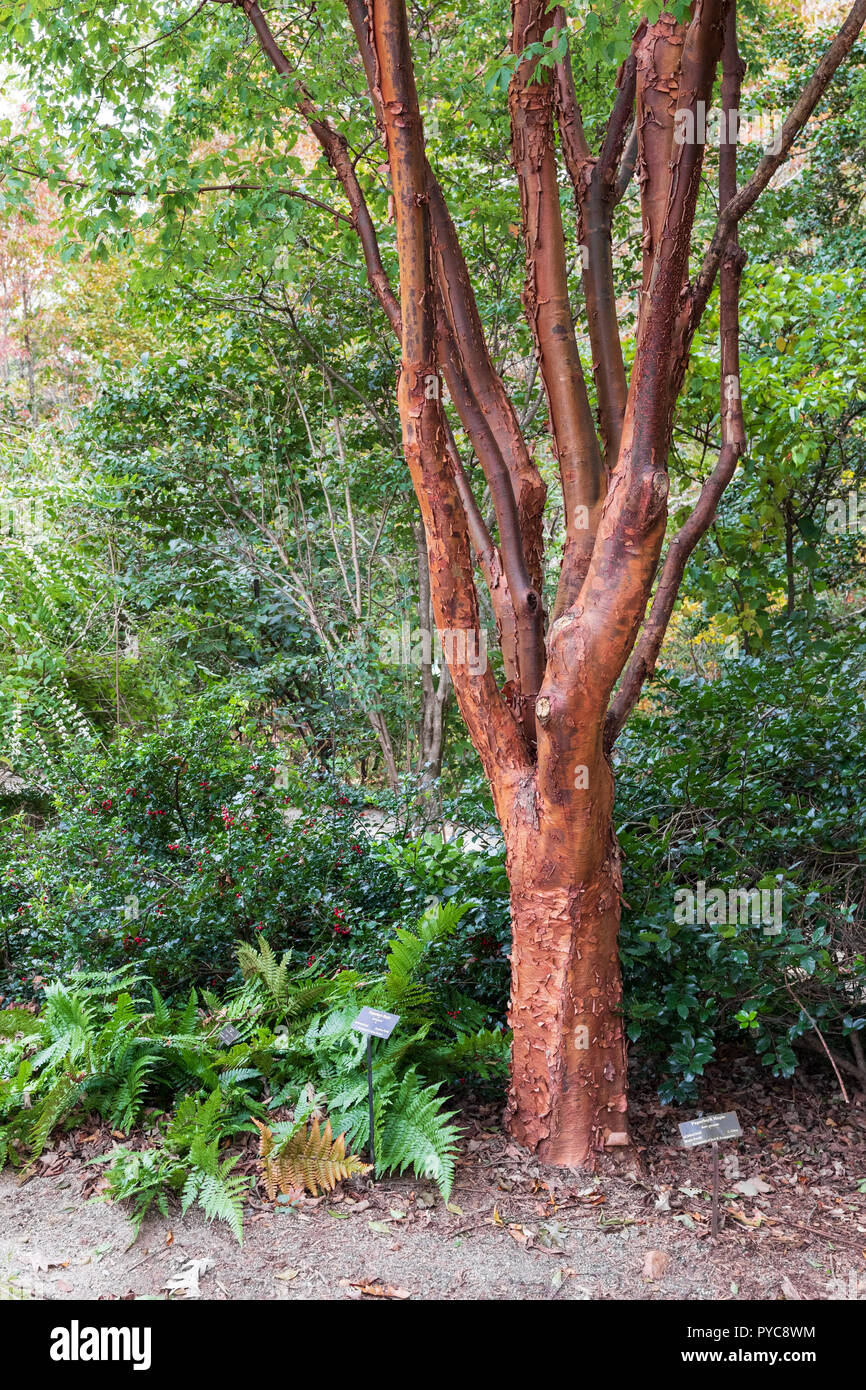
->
[0,907,508,1240]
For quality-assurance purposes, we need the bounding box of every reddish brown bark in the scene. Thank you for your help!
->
[502,730,630,1164]
[226,0,866,1170]
[635,14,686,300]
[555,12,637,471]
[510,0,605,616]
[607,1,747,746]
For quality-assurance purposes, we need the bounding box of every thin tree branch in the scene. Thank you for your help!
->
[511,0,605,618]
[689,0,866,336]
[228,0,402,335]
[554,9,638,472]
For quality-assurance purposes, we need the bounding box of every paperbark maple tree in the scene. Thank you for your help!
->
[221,0,866,1166]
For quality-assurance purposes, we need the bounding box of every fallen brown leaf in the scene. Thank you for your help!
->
[643,1250,670,1280]
[349,1280,411,1300]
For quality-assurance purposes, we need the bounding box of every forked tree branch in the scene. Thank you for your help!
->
[222,0,866,762]
[230,0,533,727]
[345,0,545,722]
[348,0,546,728]
[428,175,546,711]
[365,0,530,779]
[545,0,726,713]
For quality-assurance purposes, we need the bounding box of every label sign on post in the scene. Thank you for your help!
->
[351,1007,400,1040]
[218,1023,241,1047]
[678,1111,742,1239]
[678,1111,742,1148]
[351,1008,400,1179]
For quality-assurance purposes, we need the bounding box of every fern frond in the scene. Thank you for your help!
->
[175,989,200,1037]
[384,902,468,1004]
[165,1087,224,1154]
[196,1163,248,1243]
[217,1067,260,1088]
[377,1070,460,1199]
[428,1028,511,1078]
[24,1073,88,1165]
[237,937,294,1008]
[107,1051,161,1131]
[32,983,95,1068]
[253,1116,370,1198]
[150,986,171,1033]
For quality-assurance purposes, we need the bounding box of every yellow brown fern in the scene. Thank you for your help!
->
[253,1117,370,1198]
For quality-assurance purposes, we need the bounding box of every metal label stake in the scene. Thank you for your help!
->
[366,1033,376,1176]
[678,1111,742,1237]
[351,1007,400,1182]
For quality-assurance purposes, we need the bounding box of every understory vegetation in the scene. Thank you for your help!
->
[0,905,509,1237]
[3,619,864,1115]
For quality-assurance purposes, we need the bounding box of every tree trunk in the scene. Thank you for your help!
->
[499,715,632,1168]
[506,836,629,1165]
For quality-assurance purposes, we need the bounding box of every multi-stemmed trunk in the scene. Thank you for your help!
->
[231,0,866,1168]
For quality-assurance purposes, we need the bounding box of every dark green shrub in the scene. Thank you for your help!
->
[616,623,866,1099]
[1,702,422,998]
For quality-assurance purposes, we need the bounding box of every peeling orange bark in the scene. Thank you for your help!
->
[502,751,630,1166]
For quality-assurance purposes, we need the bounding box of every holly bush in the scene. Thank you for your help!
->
[0,701,420,997]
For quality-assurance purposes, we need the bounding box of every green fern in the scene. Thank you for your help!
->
[31,983,95,1069]
[105,1050,161,1132]
[0,1009,42,1041]
[325,1070,395,1155]
[182,1137,249,1244]
[428,1027,511,1078]
[218,1067,261,1088]
[100,1149,175,1241]
[165,1088,224,1154]
[23,1074,88,1167]
[237,937,295,1010]
[376,1069,460,1199]
[175,989,200,1037]
[1,902,486,1228]
[384,901,468,1005]
[149,986,172,1033]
